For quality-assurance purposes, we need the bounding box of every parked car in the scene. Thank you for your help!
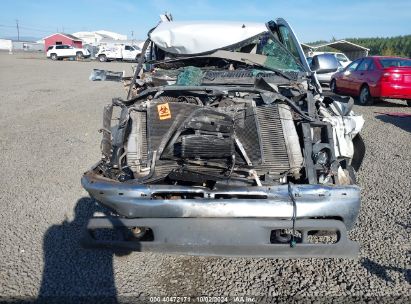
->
[96,45,141,62]
[307,55,344,85]
[81,19,365,258]
[46,44,90,60]
[331,56,411,106]
[313,51,351,67]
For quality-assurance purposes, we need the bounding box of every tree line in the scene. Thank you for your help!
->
[307,35,411,58]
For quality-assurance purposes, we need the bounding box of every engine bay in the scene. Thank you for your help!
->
[93,63,363,189]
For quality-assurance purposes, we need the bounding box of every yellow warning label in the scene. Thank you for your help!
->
[157,103,172,120]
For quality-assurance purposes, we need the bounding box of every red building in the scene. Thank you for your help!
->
[43,33,83,52]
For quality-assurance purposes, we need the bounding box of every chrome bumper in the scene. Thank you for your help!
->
[81,172,361,230]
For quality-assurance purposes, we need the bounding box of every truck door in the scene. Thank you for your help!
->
[123,45,134,60]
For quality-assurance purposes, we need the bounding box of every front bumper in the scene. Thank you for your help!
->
[81,171,361,229]
[82,217,359,258]
[81,171,361,258]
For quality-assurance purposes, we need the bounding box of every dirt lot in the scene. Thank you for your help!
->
[0,51,410,301]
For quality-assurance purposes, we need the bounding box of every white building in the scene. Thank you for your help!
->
[95,30,127,40]
[0,38,12,51]
[0,38,43,52]
[72,30,127,46]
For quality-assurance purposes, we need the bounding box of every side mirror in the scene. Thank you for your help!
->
[311,54,339,74]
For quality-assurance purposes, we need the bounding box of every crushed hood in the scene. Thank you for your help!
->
[149,21,267,55]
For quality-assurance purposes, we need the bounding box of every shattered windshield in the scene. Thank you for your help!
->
[151,31,305,74]
[259,34,303,72]
[237,32,304,72]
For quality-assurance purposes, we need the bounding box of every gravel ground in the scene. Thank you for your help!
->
[0,52,409,302]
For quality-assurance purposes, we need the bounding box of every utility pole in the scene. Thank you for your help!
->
[15,19,19,41]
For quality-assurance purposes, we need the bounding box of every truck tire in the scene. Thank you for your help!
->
[98,54,107,62]
[50,53,58,61]
[76,51,84,59]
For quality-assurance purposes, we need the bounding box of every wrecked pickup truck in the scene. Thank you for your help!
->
[81,19,365,258]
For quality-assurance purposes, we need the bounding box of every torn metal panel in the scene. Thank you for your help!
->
[322,114,365,159]
[89,69,124,81]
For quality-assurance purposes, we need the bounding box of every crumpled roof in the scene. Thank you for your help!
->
[149,21,267,55]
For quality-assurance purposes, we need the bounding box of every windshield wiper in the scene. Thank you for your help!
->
[150,50,296,80]
[239,57,292,80]
[203,51,295,81]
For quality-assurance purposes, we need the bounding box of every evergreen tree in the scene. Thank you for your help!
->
[306,35,411,58]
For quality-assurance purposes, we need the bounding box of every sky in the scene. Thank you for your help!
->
[0,0,410,42]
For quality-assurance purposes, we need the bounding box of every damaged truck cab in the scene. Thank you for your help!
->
[81,19,365,258]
